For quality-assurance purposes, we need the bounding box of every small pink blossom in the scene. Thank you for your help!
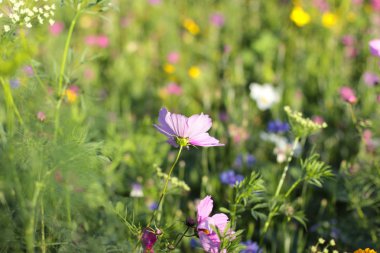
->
[85,35,109,48]
[154,108,224,148]
[312,0,329,12]
[197,196,230,253]
[363,72,379,86]
[210,13,225,27]
[164,83,182,95]
[97,35,109,48]
[141,228,157,253]
[23,65,34,77]
[342,35,355,47]
[49,22,64,36]
[37,111,46,122]
[167,52,180,64]
[339,86,357,104]
[148,0,161,5]
[312,115,325,125]
[369,39,380,57]
[352,0,364,5]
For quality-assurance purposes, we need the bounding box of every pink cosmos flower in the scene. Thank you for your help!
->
[49,21,64,36]
[197,196,230,253]
[369,39,380,57]
[154,108,224,148]
[339,86,357,104]
[141,228,157,253]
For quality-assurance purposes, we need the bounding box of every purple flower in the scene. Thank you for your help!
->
[197,196,231,253]
[246,154,256,167]
[369,39,380,57]
[363,72,379,86]
[240,240,262,253]
[154,108,224,148]
[149,202,158,210]
[234,155,243,168]
[130,183,144,197]
[267,120,290,133]
[220,170,244,186]
[210,13,225,27]
[141,228,157,253]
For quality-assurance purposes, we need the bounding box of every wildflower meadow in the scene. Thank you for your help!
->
[1,0,380,252]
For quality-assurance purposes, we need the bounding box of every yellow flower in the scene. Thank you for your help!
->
[354,249,377,253]
[188,66,201,79]
[183,18,200,35]
[163,64,175,74]
[290,6,311,27]
[65,90,77,103]
[322,12,337,28]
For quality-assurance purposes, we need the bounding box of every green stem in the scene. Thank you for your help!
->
[40,196,46,253]
[174,226,190,248]
[54,10,81,141]
[262,137,300,235]
[274,137,300,197]
[147,146,183,227]
[1,77,24,133]
[25,182,43,253]
[284,179,302,198]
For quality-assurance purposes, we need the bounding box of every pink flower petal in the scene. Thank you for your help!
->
[199,232,220,253]
[211,213,229,234]
[197,195,213,223]
[189,133,224,147]
[185,113,212,138]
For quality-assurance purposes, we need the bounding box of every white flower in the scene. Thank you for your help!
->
[249,83,280,110]
[4,25,10,32]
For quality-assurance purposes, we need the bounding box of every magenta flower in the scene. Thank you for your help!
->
[197,196,230,253]
[154,108,224,148]
[339,86,357,104]
[372,0,380,11]
[141,228,157,253]
[369,39,380,57]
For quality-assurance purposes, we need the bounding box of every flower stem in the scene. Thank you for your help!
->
[147,146,183,227]
[54,9,81,141]
[25,182,43,253]
[1,77,24,134]
[174,226,190,248]
[262,137,300,235]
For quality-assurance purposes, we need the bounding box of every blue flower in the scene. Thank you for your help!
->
[267,120,289,133]
[240,240,262,253]
[220,170,244,186]
[10,79,20,89]
[246,154,256,167]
